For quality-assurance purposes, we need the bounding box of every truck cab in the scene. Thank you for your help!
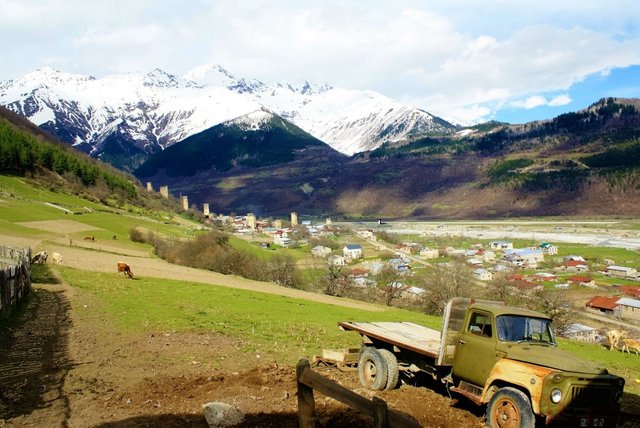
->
[451,302,625,427]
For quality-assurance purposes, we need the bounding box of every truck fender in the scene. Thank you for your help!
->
[482,359,555,415]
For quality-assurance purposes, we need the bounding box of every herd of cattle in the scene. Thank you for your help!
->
[606,329,640,355]
[30,251,133,279]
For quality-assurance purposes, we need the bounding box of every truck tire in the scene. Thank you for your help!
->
[378,348,399,390]
[358,347,389,390]
[486,387,535,428]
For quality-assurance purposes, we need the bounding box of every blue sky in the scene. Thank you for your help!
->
[1,0,639,125]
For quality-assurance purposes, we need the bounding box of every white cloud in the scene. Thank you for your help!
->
[0,1,639,123]
[511,96,548,109]
[548,94,572,106]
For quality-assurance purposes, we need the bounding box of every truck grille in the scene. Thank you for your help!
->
[569,386,612,409]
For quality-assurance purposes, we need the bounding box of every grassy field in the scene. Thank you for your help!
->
[0,175,200,243]
[55,267,441,366]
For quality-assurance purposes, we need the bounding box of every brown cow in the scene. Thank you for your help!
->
[84,236,95,242]
[117,261,133,279]
[621,338,640,355]
[606,329,627,351]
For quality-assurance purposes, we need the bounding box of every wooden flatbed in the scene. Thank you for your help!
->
[338,321,442,359]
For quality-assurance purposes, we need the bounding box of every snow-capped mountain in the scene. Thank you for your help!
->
[0,65,457,170]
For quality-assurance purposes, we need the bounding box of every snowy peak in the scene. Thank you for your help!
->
[225,108,276,131]
[1,64,457,171]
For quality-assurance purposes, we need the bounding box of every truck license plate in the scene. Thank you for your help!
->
[580,417,605,427]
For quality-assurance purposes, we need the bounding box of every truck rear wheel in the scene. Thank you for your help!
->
[378,348,399,390]
[358,347,388,390]
[486,387,535,428]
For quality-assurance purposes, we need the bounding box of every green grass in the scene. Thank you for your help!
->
[559,339,640,410]
[57,267,441,365]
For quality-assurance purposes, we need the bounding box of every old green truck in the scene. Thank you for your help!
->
[339,298,624,427]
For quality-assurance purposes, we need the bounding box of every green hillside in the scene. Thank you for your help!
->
[135,110,342,178]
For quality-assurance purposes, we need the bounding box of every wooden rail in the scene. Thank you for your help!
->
[296,358,420,428]
[0,246,31,320]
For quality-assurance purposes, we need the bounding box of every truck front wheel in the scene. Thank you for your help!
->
[486,387,535,428]
[358,348,388,390]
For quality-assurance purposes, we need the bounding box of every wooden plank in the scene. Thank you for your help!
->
[297,359,421,428]
[339,321,441,358]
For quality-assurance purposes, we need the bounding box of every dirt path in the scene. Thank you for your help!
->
[38,243,385,312]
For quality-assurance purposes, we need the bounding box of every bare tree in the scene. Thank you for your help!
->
[525,289,577,336]
[375,264,404,306]
[266,253,300,288]
[484,273,525,306]
[415,261,476,315]
[320,265,351,297]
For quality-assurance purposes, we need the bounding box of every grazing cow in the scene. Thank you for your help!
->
[51,252,63,265]
[622,338,640,355]
[606,329,627,351]
[84,236,95,242]
[117,261,133,279]
[31,251,48,264]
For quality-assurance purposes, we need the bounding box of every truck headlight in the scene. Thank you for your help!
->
[550,388,562,404]
[615,390,623,404]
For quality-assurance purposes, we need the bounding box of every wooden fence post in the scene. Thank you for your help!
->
[297,358,317,428]
[373,396,389,428]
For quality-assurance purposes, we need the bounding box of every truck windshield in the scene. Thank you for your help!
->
[496,315,556,345]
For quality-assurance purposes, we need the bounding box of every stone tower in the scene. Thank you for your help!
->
[146,182,153,192]
[291,212,298,226]
[181,196,189,211]
[247,213,257,230]
[203,203,210,217]
[159,185,169,199]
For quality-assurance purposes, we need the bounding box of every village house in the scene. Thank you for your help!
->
[401,286,426,300]
[419,247,439,259]
[606,265,638,278]
[472,268,494,281]
[504,248,544,268]
[619,286,640,299]
[361,260,385,275]
[564,255,586,262]
[585,296,620,318]
[532,272,558,282]
[479,249,496,262]
[327,255,346,267]
[558,259,589,272]
[567,275,596,288]
[343,244,363,260]
[397,244,415,255]
[562,323,602,343]
[467,258,484,267]
[311,245,332,258]
[490,240,513,250]
[512,279,541,292]
[539,242,558,255]
[349,267,369,278]
[273,233,294,247]
[615,297,640,321]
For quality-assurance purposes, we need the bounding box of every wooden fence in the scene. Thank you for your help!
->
[296,358,420,428]
[0,246,31,320]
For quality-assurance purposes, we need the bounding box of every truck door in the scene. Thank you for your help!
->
[453,310,499,387]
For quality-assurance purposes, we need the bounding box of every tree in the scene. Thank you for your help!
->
[415,261,475,315]
[375,264,404,306]
[484,273,525,306]
[525,289,577,336]
[320,265,351,297]
[266,253,300,288]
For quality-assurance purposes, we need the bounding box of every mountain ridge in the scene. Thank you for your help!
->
[0,65,456,171]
